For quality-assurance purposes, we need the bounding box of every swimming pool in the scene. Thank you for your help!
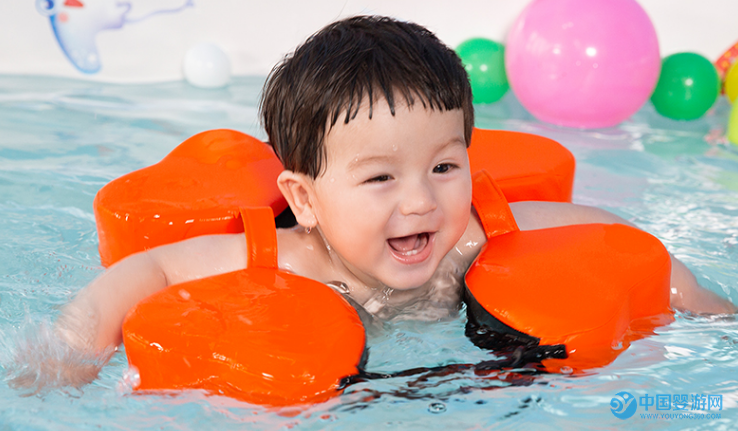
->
[0,74,737,430]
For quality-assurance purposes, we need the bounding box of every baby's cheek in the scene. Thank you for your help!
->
[448,203,473,241]
[322,213,377,253]
[445,185,472,216]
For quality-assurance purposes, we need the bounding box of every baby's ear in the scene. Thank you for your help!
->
[277,170,317,229]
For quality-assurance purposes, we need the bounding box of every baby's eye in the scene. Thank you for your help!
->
[433,163,456,174]
[366,174,391,183]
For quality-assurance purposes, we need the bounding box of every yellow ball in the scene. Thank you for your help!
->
[728,98,738,146]
[725,61,738,103]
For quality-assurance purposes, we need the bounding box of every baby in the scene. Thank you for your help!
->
[15,15,736,391]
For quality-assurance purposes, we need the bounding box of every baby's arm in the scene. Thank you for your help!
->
[509,201,737,315]
[10,233,248,393]
[61,233,249,350]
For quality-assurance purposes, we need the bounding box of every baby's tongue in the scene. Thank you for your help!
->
[388,234,423,253]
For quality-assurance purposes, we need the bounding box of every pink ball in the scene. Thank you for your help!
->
[506,0,660,129]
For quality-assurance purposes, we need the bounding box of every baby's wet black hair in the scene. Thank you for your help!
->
[260,15,474,179]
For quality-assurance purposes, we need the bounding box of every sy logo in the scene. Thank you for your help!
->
[610,391,637,419]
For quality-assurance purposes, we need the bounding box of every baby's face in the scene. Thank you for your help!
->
[310,100,472,290]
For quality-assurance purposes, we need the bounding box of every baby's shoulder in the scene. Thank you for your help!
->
[450,208,488,269]
[275,227,331,279]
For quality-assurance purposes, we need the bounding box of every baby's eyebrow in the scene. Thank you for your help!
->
[443,136,467,149]
[347,154,394,171]
[347,137,466,171]
[431,136,467,155]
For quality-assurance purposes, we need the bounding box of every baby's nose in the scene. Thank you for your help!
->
[399,181,437,216]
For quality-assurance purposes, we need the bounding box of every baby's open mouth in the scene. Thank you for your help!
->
[388,232,430,256]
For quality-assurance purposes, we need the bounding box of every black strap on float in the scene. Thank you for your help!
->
[464,288,541,350]
[463,286,567,362]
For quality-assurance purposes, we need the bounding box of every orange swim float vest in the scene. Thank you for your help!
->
[94,128,575,266]
[99,129,671,406]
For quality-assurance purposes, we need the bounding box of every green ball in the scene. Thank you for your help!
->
[650,52,720,120]
[456,38,509,104]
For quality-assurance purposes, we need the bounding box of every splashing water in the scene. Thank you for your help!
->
[1,316,114,398]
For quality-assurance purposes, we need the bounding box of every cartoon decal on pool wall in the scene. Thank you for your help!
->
[35,0,194,74]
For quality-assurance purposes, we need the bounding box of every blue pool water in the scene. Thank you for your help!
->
[1,75,737,430]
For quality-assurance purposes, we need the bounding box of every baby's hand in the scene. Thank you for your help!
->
[3,317,114,397]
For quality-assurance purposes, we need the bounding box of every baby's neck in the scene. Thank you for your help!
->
[281,225,465,321]
[323,252,466,322]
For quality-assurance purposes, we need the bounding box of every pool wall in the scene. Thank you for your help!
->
[2,0,738,82]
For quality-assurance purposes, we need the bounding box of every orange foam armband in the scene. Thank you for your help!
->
[468,128,575,203]
[465,171,673,372]
[122,207,366,406]
[94,129,287,267]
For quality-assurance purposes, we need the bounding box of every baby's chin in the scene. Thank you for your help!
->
[378,260,442,291]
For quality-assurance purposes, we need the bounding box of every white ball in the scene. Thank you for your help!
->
[183,42,231,88]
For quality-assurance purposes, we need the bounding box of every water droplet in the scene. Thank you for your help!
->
[178,289,191,300]
[612,341,623,350]
[382,286,394,301]
[428,402,446,413]
[560,366,573,374]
